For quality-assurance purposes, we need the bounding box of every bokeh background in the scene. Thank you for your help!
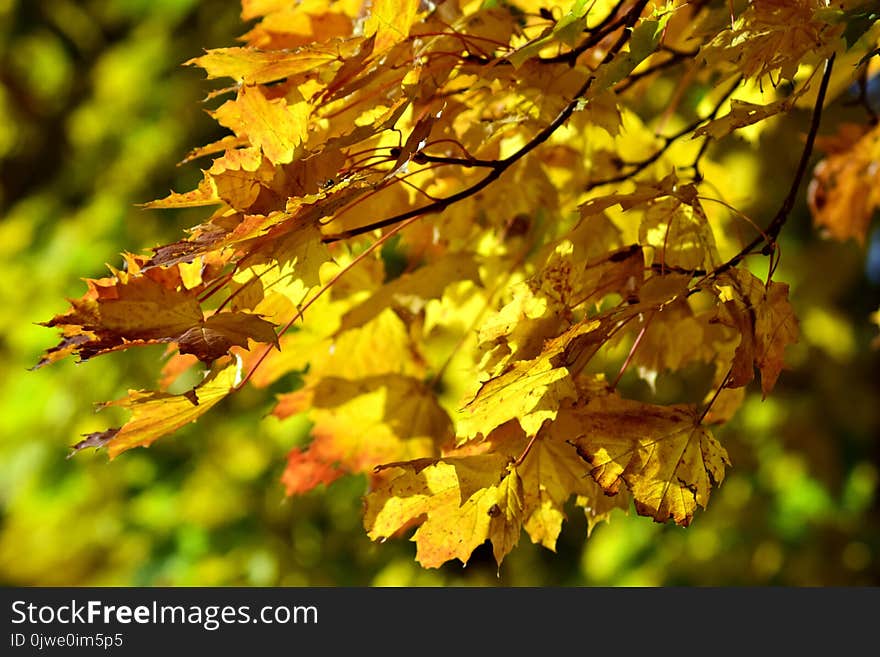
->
[1,0,878,586]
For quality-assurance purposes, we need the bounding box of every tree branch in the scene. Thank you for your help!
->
[711,54,836,278]
[585,76,742,190]
[322,0,650,244]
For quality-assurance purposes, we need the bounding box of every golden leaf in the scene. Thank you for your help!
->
[213,85,311,165]
[808,122,880,245]
[75,359,241,459]
[365,453,522,568]
[547,394,730,526]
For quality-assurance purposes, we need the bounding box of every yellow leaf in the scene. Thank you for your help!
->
[77,359,241,459]
[631,299,731,376]
[365,454,522,568]
[548,394,730,526]
[694,88,807,141]
[274,374,450,492]
[639,197,719,271]
[488,421,629,549]
[339,253,480,332]
[141,175,220,209]
[213,85,310,165]
[189,42,354,84]
[460,320,600,440]
[364,0,421,53]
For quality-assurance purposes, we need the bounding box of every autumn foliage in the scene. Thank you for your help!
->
[39,0,880,569]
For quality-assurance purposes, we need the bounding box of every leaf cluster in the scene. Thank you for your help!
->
[39,0,880,568]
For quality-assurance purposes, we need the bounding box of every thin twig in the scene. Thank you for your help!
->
[235,215,424,389]
[323,0,650,244]
[712,54,835,279]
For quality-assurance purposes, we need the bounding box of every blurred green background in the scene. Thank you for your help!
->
[0,0,877,586]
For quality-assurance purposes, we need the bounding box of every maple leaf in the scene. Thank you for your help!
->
[178,312,278,363]
[592,15,669,92]
[547,394,730,526]
[40,0,872,571]
[188,41,356,84]
[72,359,241,459]
[213,85,311,165]
[459,320,601,441]
[630,299,732,378]
[639,196,719,271]
[699,0,841,81]
[281,448,344,495]
[338,252,480,332]
[694,84,808,141]
[753,281,800,397]
[808,122,880,245]
[40,261,203,363]
[363,0,421,53]
[274,374,450,492]
[717,269,800,396]
[487,420,630,549]
[365,453,522,568]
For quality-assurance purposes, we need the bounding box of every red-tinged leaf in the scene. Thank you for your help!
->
[147,225,231,268]
[717,269,800,396]
[178,312,278,363]
[40,269,204,363]
[31,330,95,370]
[158,352,200,391]
[754,281,799,397]
[273,389,311,420]
[716,298,757,389]
[275,374,449,494]
[281,447,344,495]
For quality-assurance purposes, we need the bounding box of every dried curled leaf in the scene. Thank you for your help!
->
[178,312,278,363]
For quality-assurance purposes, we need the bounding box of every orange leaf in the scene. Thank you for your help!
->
[281,448,344,495]
[808,122,880,245]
